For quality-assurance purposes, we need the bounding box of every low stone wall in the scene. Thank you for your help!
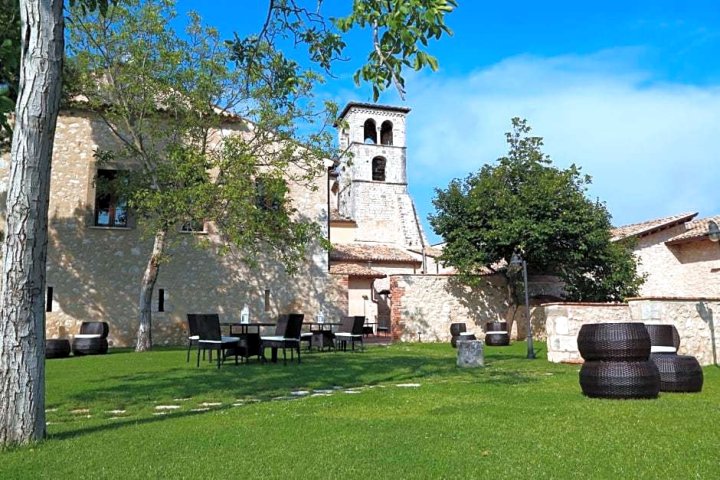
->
[543,303,631,364]
[388,274,509,342]
[543,297,720,366]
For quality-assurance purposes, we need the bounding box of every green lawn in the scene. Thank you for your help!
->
[1,342,718,479]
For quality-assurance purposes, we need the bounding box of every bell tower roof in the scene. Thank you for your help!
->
[336,102,411,124]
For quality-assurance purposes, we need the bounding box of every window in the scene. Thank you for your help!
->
[255,176,286,211]
[94,169,128,227]
[46,287,53,312]
[158,288,165,312]
[180,219,205,233]
[380,120,393,145]
[363,118,377,144]
[372,156,386,181]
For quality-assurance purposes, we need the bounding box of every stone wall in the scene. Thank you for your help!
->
[543,298,720,366]
[1,109,343,347]
[388,274,509,342]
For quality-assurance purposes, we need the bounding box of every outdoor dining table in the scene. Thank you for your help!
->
[221,322,276,362]
[303,322,341,351]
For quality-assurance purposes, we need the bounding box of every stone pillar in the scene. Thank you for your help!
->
[457,340,484,368]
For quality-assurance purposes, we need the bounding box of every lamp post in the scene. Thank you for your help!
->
[510,252,536,359]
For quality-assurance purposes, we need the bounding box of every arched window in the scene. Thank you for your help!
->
[372,156,386,181]
[363,119,377,144]
[380,120,393,145]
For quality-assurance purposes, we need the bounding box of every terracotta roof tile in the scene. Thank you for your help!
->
[665,215,720,245]
[330,243,421,264]
[611,212,697,241]
[329,264,386,278]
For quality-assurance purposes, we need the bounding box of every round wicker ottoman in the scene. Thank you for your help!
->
[450,322,467,348]
[485,321,509,346]
[72,337,109,355]
[579,360,660,399]
[650,354,703,392]
[46,339,71,359]
[577,323,650,361]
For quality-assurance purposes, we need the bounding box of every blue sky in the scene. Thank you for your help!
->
[177,1,720,244]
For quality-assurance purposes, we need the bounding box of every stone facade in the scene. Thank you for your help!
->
[543,298,720,366]
[388,274,509,342]
[0,109,343,347]
[633,225,720,297]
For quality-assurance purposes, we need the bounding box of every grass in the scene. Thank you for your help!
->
[1,342,719,479]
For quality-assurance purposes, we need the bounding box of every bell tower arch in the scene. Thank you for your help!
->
[335,102,426,249]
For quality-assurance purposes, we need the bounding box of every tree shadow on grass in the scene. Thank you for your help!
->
[49,347,545,440]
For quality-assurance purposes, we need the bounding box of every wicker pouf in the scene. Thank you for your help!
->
[72,337,109,355]
[484,321,510,346]
[46,339,71,359]
[579,360,661,399]
[450,322,467,348]
[577,323,651,361]
[650,354,703,392]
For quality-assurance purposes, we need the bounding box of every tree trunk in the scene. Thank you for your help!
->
[135,229,166,352]
[0,0,64,446]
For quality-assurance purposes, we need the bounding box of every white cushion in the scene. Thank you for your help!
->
[188,335,199,340]
[300,333,313,338]
[261,335,286,341]
[334,333,361,338]
[75,334,102,339]
[486,331,508,335]
[651,345,677,353]
[459,332,475,336]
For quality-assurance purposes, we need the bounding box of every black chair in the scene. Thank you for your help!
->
[377,317,391,337]
[334,316,365,352]
[195,314,239,368]
[72,321,110,355]
[261,313,304,364]
[186,314,202,363]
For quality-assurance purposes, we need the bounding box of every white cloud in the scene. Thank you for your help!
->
[401,49,720,242]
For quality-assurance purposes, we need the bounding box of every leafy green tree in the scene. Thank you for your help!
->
[0,0,118,448]
[68,0,457,351]
[431,118,644,303]
[1,0,455,445]
[0,0,21,149]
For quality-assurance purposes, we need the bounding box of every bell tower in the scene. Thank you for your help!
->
[335,102,426,249]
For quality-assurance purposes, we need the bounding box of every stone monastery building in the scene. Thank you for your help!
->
[0,101,444,347]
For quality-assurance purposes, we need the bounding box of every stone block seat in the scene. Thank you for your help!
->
[72,321,109,356]
[46,338,71,359]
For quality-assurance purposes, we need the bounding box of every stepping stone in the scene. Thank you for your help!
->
[106,409,127,415]
[396,383,421,388]
[290,390,310,396]
[191,408,210,412]
[155,405,181,410]
[198,402,222,407]
[71,408,90,414]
